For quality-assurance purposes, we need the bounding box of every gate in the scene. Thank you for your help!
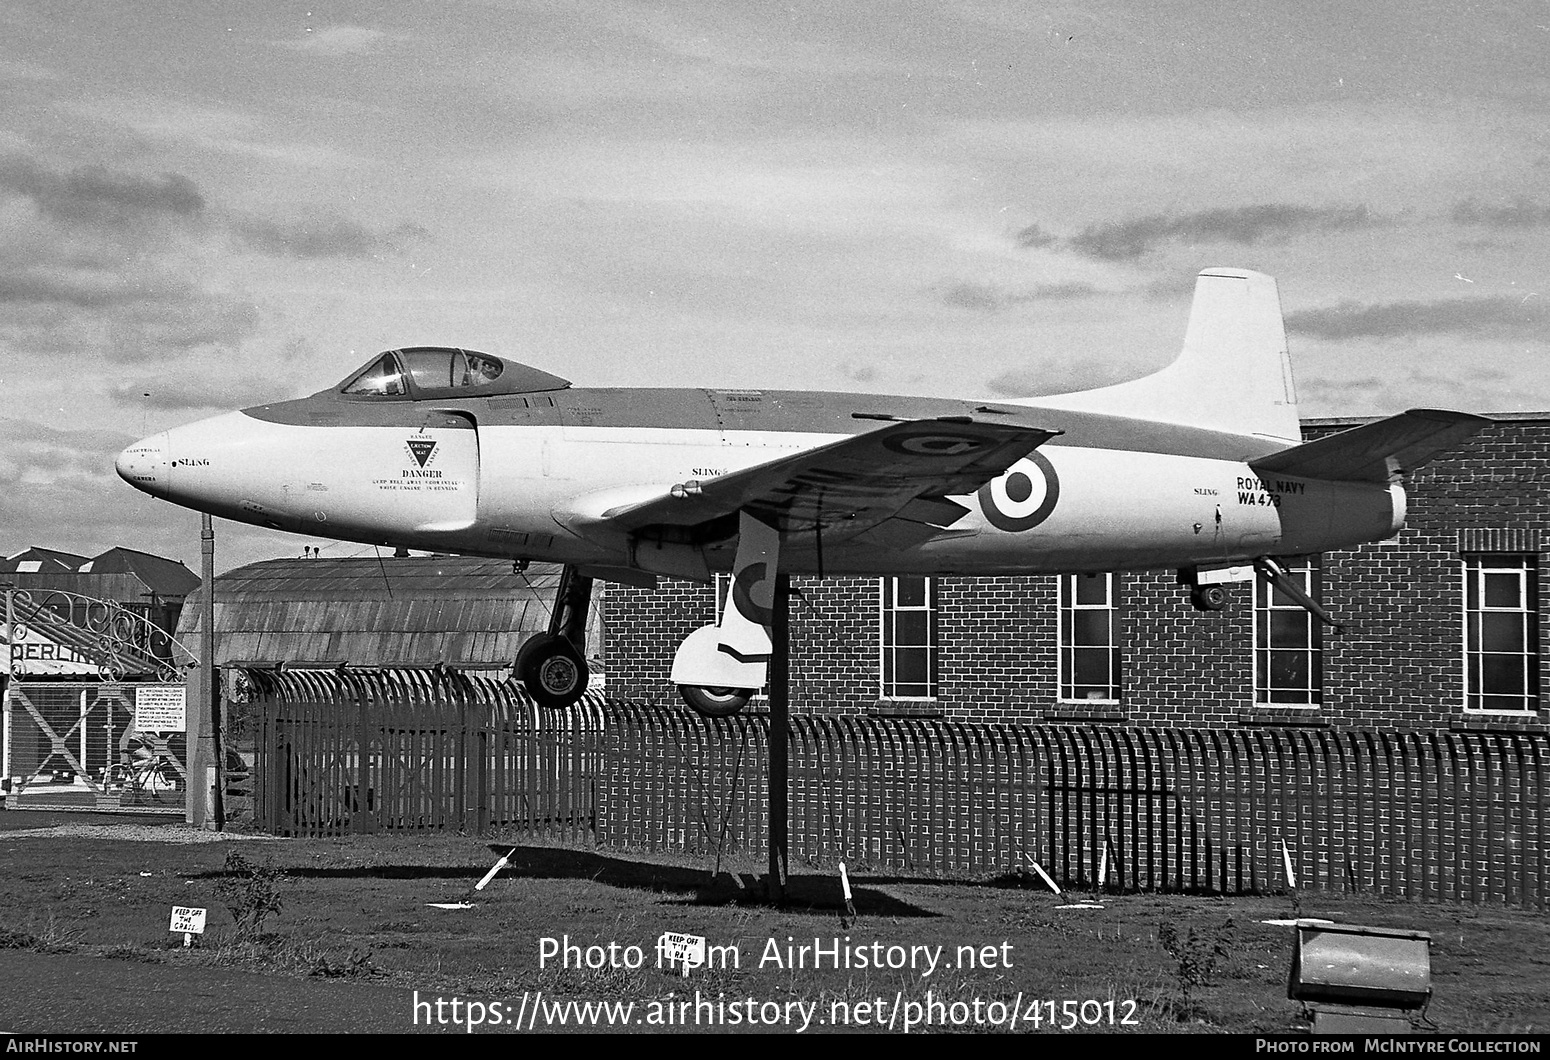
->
[2,681,189,814]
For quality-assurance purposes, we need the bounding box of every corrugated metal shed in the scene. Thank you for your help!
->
[176,556,595,670]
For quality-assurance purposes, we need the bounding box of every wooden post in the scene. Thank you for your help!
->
[767,574,790,905]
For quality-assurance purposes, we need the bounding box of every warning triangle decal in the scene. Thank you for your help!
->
[407,438,437,468]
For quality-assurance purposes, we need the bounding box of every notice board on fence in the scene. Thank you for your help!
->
[134,685,187,733]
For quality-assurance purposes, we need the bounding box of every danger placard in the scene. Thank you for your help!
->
[135,686,187,732]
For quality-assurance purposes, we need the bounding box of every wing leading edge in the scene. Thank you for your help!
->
[599,416,1061,549]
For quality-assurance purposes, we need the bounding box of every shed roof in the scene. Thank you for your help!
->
[176,556,587,670]
[1,548,90,574]
[80,547,200,596]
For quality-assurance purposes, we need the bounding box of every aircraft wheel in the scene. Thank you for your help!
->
[1190,585,1229,612]
[516,634,589,709]
[678,685,755,718]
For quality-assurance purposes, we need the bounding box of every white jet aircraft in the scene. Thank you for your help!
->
[117,269,1487,715]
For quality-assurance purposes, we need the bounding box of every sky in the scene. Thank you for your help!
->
[1,0,1547,575]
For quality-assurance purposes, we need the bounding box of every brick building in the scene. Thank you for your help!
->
[605,413,1546,733]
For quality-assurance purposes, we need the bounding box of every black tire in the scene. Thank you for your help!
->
[1190,584,1229,612]
[516,634,589,709]
[678,684,755,718]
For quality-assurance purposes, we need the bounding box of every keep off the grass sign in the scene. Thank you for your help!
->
[170,905,206,947]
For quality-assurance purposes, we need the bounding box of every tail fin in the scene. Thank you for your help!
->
[1031,268,1301,442]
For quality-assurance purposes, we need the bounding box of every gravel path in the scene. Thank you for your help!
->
[1,822,279,842]
[0,810,279,842]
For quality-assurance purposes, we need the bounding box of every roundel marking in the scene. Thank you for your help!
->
[731,561,775,626]
[978,452,1060,532]
[881,431,989,458]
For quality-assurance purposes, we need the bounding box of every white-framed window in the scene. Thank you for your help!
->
[879,576,937,700]
[1253,560,1322,706]
[1058,573,1120,703]
[1463,554,1539,713]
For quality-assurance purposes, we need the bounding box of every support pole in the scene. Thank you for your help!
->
[767,573,790,905]
[2,584,13,787]
[202,514,225,831]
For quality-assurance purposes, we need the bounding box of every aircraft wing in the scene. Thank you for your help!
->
[600,416,1060,545]
[1249,409,1491,483]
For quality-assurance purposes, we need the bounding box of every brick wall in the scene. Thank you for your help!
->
[603,416,1550,733]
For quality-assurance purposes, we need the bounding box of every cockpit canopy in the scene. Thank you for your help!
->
[337,347,571,399]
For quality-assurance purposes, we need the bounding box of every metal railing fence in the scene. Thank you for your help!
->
[249,686,1549,908]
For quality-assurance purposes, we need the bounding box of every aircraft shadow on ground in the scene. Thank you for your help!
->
[247,844,937,917]
[488,845,938,917]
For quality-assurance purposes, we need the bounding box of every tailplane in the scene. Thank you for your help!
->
[1249,408,1491,483]
[1031,268,1302,442]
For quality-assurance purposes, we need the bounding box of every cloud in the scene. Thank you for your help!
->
[1065,203,1376,260]
[107,371,296,413]
[0,155,203,228]
[1451,198,1550,228]
[0,267,173,309]
[0,155,242,359]
[986,361,1136,398]
[278,25,392,57]
[0,267,257,360]
[1286,296,1547,340]
[0,416,129,489]
[0,156,420,365]
[0,415,202,565]
[230,216,429,259]
[937,280,1097,313]
[1015,223,1057,249]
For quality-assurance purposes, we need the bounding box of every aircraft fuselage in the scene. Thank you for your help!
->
[117,383,1402,580]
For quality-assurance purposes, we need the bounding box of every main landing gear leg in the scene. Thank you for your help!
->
[515,565,594,709]
[672,512,778,717]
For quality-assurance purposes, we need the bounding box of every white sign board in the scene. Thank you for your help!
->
[135,686,187,733]
[169,906,207,934]
[2,622,101,676]
[657,932,706,976]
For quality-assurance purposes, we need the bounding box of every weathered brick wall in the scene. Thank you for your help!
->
[605,580,709,711]
[603,417,1550,732]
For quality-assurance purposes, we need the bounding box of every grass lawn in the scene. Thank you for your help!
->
[0,815,1546,1035]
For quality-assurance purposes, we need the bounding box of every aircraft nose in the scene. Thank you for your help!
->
[116,432,169,497]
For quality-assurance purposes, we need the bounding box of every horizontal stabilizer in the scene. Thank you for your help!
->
[1249,409,1491,483]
